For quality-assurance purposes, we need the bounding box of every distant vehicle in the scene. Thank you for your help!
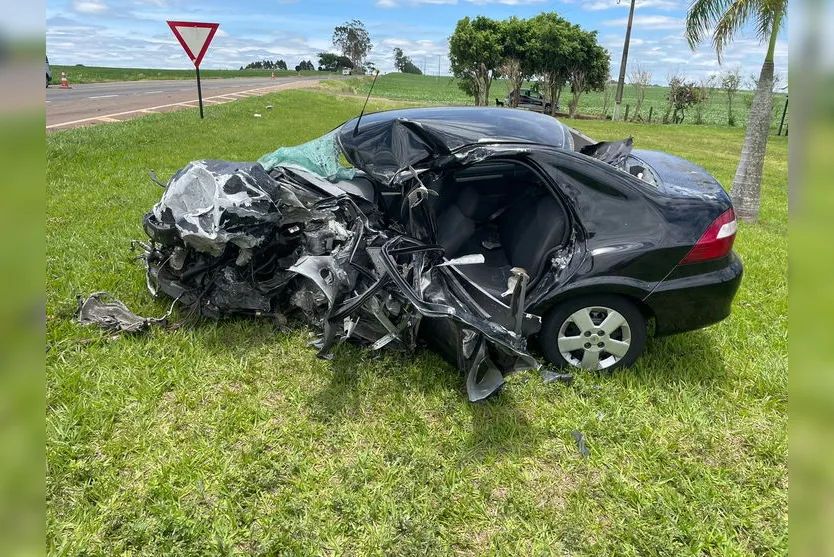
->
[46,56,52,88]
[505,87,556,113]
[342,68,352,76]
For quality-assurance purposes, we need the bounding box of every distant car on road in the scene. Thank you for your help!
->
[342,68,352,76]
[505,87,557,113]
[46,56,52,88]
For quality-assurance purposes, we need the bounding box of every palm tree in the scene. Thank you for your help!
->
[686,0,786,222]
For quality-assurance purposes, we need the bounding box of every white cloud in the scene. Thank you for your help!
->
[72,0,109,13]
[585,0,679,11]
[466,0,545,4]
[376,0,398,6]
[602,15,684,29]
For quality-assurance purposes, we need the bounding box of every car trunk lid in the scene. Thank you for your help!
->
[630,149,731,207]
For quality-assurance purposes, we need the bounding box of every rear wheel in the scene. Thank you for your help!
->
[540,295,647,371]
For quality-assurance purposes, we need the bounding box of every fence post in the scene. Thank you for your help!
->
[624,104,630,121]
[648,106,653,123]
[778,96,788,136]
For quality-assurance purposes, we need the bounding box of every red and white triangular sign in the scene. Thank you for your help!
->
[167,21,219,68]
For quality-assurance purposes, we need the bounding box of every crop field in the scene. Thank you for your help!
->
[321,72,789,130]
[49,65,332,85]
[47,89,786,555]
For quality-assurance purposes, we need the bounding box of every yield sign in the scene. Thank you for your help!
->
[167,21,219,68]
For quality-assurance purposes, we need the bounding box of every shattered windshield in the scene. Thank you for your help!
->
[258,129,356,182]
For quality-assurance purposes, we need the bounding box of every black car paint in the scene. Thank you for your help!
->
[337,107,742,338]
[137,106,741,401]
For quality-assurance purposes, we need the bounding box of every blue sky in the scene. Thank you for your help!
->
[45,0,788,86]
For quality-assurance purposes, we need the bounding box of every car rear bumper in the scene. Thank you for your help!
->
[644,251,743,336]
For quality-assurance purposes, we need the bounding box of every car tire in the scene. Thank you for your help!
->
[540,295,647,371]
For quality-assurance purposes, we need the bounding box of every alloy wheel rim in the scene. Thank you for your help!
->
[557,305,632,370]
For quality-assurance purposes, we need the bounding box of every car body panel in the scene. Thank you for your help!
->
[137,106,742,400]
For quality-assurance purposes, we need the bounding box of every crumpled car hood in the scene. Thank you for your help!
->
[136,155,551,401]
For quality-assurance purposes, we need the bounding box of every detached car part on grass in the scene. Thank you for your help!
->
[137,107,743,401]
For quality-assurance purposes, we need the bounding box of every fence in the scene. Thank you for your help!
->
[563,85,788,134]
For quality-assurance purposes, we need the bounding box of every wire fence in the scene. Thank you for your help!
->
[561,85,788,135]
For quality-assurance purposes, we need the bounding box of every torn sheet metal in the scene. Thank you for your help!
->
[77,292,174,333]
[579,137,633,168]
[149,160,282,257]
[131,109,590,402]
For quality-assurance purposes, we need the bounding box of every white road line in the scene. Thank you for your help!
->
[88,94,119,99]
[47,80,312,129]
[140,90,165,95]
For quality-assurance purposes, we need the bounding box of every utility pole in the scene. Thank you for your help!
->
[437,55,441,79]
[612,0,636,121]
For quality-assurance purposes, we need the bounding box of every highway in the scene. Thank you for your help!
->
[46,75,331,130]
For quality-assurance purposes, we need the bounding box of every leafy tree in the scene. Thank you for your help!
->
[275,59,287,71]
[318,52,354,72]
[402,60,422,75]
[565,29,609,118]
[294,60,315,72]
[665,77,700,124]
[392,47,409,71]
[333,19,373,70]
[686,0,787,222]
[499,16,533,108]
[528,12,572,116]
[692,76,716,124]
[392,47,423,74]
[449,16,504,106]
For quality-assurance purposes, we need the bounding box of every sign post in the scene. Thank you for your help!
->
[167,20,219,119]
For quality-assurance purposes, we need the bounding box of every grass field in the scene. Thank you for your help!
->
[322,73,789,130]
[50,65,333,85]
[46,90,787,555]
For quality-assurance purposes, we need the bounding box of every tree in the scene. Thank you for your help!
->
[275,59,287,71]
[392,47,409,71]
[692,76,716,124]
[628,62,652,121]
[686,0,787,222]
[318,52,354,72]
[529,12,572,116]
[449,16,504,106]
[566,30,609,118]
[499,16,533,108]
[393,47,423,74]
[294,60,314,72]
[720,68,741,126]
[333,20,373,70]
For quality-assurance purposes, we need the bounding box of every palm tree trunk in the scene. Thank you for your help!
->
[729,12,781,222]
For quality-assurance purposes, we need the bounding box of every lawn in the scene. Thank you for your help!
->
[50,65,333,85]
[321,73,789,130]
[46,90,787,555]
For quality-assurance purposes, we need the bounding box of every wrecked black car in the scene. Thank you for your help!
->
[137,107,742,401]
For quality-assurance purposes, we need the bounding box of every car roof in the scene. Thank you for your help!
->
[340,106,570,150]
[335,106,574,183]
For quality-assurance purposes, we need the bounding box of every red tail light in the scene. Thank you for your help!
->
[680,208,737,264]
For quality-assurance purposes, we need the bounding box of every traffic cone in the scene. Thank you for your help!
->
[60,72,71,88]
[271,71,275,80]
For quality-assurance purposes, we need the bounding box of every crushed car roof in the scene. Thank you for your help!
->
[337,107,574,183]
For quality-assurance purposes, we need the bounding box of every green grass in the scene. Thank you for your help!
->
[50,65,333,85]
[47,90,787,555]
[322,73,788,129]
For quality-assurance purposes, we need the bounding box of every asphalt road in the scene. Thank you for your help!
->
[46,75,330,130]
